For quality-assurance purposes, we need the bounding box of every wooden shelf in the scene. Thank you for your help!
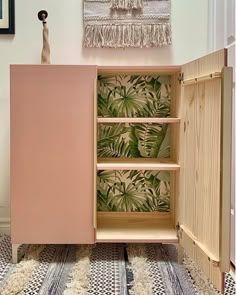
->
[97,158,180,170]
[97,118,180,123]
[97,66,181,75]
[96,212,178,243]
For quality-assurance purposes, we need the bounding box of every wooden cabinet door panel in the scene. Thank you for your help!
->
[178,49,232,292]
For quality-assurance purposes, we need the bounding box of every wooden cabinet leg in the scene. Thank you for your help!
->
[12,244,20,263]
[177,244,184,264]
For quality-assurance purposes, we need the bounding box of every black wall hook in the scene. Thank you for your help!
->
[38,10,48,23]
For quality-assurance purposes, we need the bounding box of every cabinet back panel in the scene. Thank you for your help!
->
[97,123,171,159]
[97,74,171,118]
[97,170,170,212]
[10,65,97,244]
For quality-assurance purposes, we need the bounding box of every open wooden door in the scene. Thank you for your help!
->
[11,65,97,244]
[178,49,232,292]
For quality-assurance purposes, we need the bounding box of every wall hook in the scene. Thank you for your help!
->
[38,10,48,23]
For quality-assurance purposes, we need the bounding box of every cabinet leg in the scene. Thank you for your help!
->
[12,244,20,264]
[177,244,184,264]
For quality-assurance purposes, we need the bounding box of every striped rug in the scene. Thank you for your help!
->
[0,236,234,294]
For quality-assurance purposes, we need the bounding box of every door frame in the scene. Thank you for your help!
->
[208,0,235,266]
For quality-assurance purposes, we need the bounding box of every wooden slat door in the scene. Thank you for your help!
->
[11,65,97,244]
[178,49,232,291]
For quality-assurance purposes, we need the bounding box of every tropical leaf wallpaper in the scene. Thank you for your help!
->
[97,75,171,159]
[97,123,170,158]
[97,75,171,212]
[97,75,171,118]
[97,170,170,212]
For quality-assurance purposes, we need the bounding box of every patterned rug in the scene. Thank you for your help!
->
[0,236,235,294]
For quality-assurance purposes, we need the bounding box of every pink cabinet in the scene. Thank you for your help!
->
[11,65,97,244]
[10,49,232,293]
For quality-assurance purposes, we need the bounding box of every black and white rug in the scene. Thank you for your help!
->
[0,236,234,295]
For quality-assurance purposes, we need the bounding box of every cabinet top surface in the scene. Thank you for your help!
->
[10,64,181,73]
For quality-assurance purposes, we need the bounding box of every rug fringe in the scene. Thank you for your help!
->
[127,244,153,295]
[64,245,93,295]
[184,255,219,295]
[0,244,45,295]
[83,23,172,48]
[110,0,143,10]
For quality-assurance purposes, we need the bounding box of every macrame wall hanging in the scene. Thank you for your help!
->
[83,0,172,48]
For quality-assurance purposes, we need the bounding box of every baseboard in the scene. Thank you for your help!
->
[0,218,10,236]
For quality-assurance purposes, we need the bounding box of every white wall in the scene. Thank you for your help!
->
[208,0,235,265]
[0,0,209,227]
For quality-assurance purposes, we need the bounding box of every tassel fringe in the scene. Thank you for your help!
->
[64,245,93,295]
[127,244,153,295]
[110,0,143,10]
[0,245,45,295]
[83,23,172,48]
[183,255,219,294]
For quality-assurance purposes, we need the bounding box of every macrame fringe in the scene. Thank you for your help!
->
[183,255,219,294]
[127,244,153,295]
[110,0,143,10]
[83,23,172,48]
[64,245,93,295]
[0,245,45,295]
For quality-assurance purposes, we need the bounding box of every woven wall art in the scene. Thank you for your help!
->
[83,0,172,48]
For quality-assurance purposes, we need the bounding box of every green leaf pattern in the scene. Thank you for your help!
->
[97,170,170,212]
[97,75,171,212]
[97,123,170,158]
[97,75,171,118]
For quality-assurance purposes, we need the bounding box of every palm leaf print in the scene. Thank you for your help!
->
[97,74,171,212]
[97,124,130,157]
[97,75,171,118]
[110,85,146,117]
[97,75,119,117]
[97,170,170,212]
[129,123,170,158]
[97,123,170,158]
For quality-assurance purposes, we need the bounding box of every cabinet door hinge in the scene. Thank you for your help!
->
[208,257,220,268]
[178,73,184,84]
[176,222,182,239]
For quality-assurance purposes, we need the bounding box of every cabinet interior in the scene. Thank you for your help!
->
[96,67,181,242]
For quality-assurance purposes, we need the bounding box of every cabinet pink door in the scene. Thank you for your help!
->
[11,65,97,244]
